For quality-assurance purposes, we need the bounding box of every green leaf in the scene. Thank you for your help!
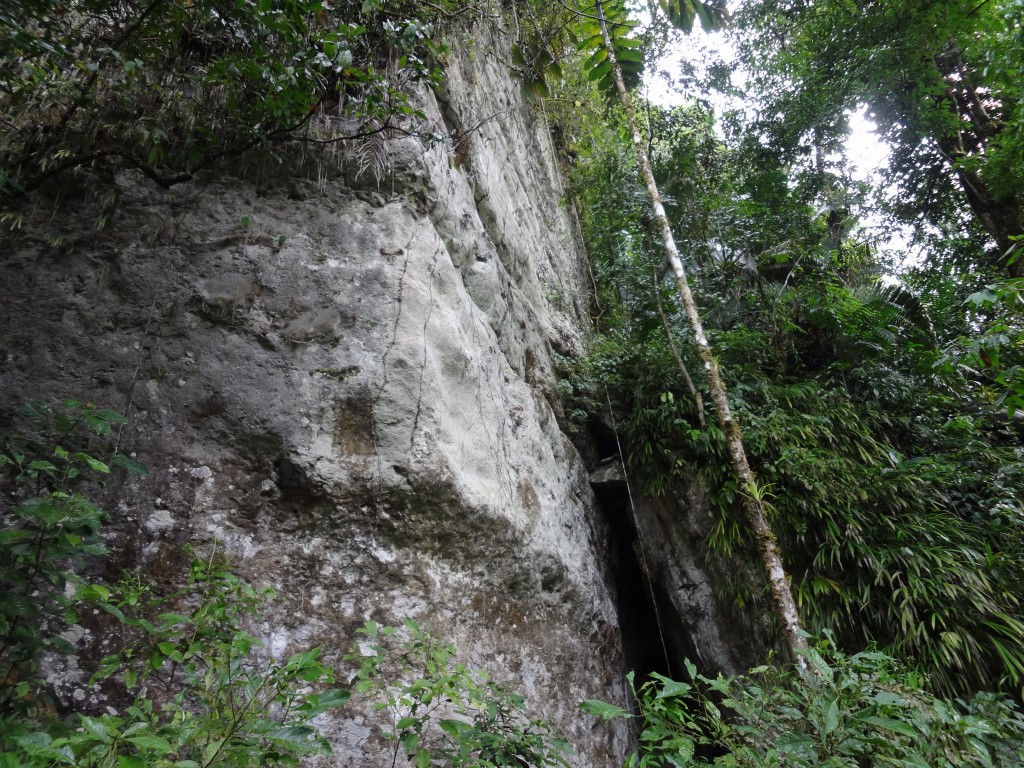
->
[651,672,692,699]
[588,60,612,84]
[0,528,33,546]
[72,452,109,474]
[968,289,999,306]
[863,716,919,739]
[0,592,35,618]
[111,454,149,475]
[439,719,472,739]
[401,731,418,756]
[683,659,698,680]
[262,725,318,746]
[579,699,632,720]
[824,700,840,733]
[126,735,173,753]
[586,47,608,69]
[303,688,351,715]
[80,716,112,744]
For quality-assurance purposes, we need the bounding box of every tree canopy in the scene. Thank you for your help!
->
[732,0,1024,276]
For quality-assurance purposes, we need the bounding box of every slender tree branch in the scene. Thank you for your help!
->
[553,0,639,29]
[966,0,994,17]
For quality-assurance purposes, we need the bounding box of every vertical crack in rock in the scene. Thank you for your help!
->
[591,459,767,678]
[410,244,441,449]
[371,237,414,495]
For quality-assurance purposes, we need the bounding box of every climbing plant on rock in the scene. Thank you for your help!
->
[0,0,453,203]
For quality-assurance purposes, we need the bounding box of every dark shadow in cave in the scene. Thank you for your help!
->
[592,470,731,763]
[593,478,700,686]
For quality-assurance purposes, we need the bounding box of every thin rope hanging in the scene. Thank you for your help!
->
[603,383,673,679]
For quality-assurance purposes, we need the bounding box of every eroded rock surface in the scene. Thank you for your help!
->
[0,21,629,767]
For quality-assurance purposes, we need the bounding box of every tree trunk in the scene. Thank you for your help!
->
[593,0,809,668]
[941,151,1024,278]
[932,44,1024,277]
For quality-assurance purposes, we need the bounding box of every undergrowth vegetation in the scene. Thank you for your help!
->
[583,634,1024,767]
[348,619,571,768]
[0,400,568,767]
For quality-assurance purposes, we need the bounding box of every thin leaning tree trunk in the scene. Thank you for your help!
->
[594,0,809,668]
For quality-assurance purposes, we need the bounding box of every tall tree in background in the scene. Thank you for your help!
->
[584,0,812,668]
[733,0,1024,275]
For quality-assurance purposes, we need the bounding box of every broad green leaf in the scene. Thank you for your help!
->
[580,699,631,720]
[111,454,149,475]
[588,60,613,83]
[823,700,840,733]
[126,735,173,753]
[863,716,919,738]
[439,719,472,739]
[401,731,419,756]
[80,716,112,744]
[650,672,692,699]
[72,452,110,473]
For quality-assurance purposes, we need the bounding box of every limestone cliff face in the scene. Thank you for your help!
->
[0,22,630,766]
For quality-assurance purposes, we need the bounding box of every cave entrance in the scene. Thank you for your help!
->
[593,475,700,686]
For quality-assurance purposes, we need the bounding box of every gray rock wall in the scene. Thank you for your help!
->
[0,21,630,767]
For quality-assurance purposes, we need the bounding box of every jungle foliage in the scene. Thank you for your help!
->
[730,0,1024,276]
[0,0,457,206]
[551,0,1024,701]
[0,400,352,766]
[583,634,1024,767]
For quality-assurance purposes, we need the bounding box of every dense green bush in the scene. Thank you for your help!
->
[583,635,1024,768]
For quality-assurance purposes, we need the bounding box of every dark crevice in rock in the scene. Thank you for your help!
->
[593,483,697,684]
[588,416,621,464]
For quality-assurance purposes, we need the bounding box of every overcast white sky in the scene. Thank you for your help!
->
[639,17,913,269]
[641,22,891,182]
